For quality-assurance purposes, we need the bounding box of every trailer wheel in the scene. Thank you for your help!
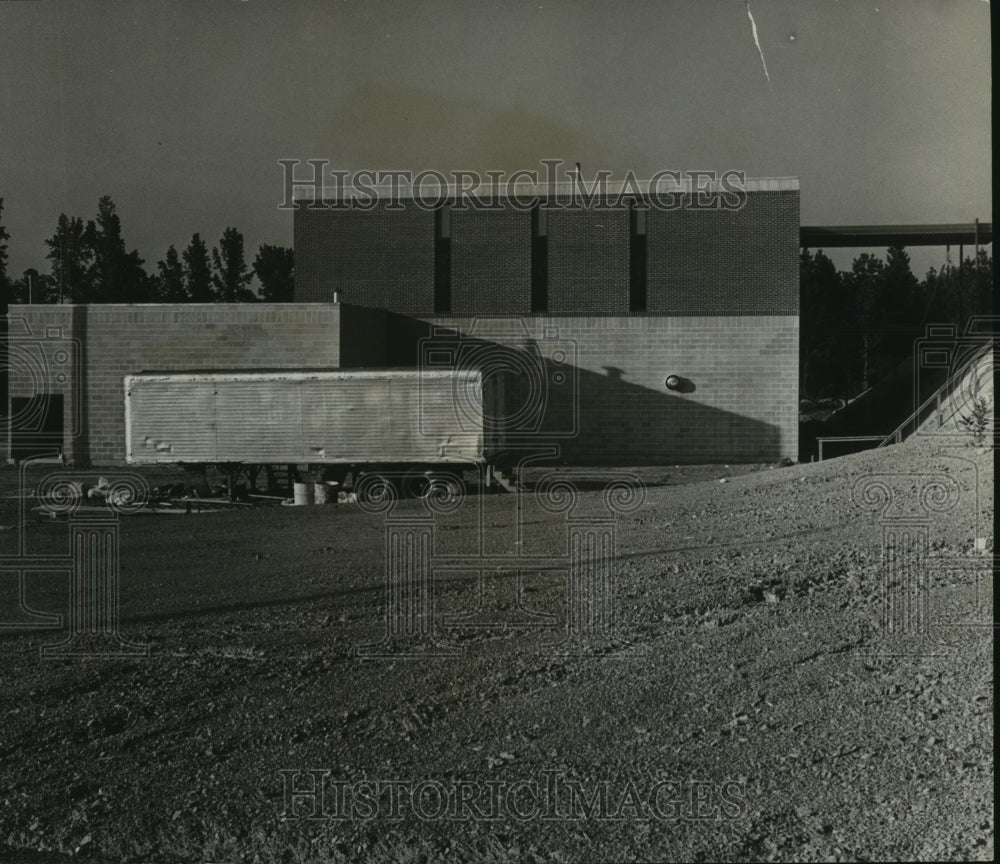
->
[321,466,349,487]
[400,470,431,500]
[355,472,397,507]
[422,472,465,508]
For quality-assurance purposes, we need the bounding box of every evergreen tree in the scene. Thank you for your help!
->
[253,244,294,302]
[0,197,10,309]
[968,249,994,318]
[155,245,188,302]
[45,214,93,303]
[846,253,886,391]
[880,245,921,366]
[86,196,149,302]
[917,251,993,330]
[183,233,213,302]
[211,227,256,302]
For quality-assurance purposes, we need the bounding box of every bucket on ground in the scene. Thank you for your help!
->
[293,482,314,506]
[314,481,339,505]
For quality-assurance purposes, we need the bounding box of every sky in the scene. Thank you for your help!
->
[0,0,992,280]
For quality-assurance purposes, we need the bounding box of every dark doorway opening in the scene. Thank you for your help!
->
[11,394,64,461]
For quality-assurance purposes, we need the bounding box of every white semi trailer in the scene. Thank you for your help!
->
[124,369,510,497]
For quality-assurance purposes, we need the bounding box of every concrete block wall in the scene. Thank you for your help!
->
[7,304,341,466]
[406,315,799,463]
[290,180,800,463]
[6,304,798,466]
[5,181,798,467]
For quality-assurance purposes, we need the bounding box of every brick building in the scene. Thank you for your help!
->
[4,304,345,465]
[5,176,799,466]
[294,177,801,464]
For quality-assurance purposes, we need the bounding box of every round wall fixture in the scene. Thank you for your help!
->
[664,374,695,393]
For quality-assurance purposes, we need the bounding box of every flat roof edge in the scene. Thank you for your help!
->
[801,223,993,247]
[293,176,800,202]
[125,369,481,380]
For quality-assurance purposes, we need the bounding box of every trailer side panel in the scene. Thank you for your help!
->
[125,370,486,465]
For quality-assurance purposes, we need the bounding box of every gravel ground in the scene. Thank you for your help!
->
[0,438,992,863]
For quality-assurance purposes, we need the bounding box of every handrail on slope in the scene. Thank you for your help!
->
[876,343,993,448]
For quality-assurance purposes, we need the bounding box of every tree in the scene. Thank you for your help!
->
[45,213,93,303]
[85,196,149,303]
[0,197,10,308]
[845,253,887,391]
[967,250,994,318]
[916,250,993,336]
[800,248,853,401]
[154,245,188,302]
[211,227,256,302]
[183,233,213,302]
[11,268,58,304]
[879,245,921,364]
[883,245,919,304]
[253,244,294,302]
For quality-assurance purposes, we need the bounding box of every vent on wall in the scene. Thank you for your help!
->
[434,205,451,313]
[531,204,548,313]
[629,203,647,312]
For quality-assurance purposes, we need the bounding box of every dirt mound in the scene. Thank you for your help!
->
[0,438,991,862]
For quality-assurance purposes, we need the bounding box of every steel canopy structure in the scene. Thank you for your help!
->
[800,222,993,248]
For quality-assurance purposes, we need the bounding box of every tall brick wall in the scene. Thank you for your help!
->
[290,179,800,463]
[6,304,341,466]
[646,190,799,315]
[404,315,799,463]
[546,208,630,314]
[293,184,799,319]
[3,180,800,467]
[450,209,532,315]
[294,204,435,313]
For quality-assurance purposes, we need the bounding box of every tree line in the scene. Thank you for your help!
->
[801,245,992,403]
[0,195,293,306]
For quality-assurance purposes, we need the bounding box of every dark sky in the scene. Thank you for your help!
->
[0,0,991,279]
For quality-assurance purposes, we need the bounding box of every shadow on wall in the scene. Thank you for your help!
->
[71,304,88,467]
[338,312,783,465]
[541,365,780,464]
[338,304,393,368]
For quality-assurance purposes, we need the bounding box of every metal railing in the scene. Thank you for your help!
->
[814,343,992,461]
[816,435,886,462]
[876,343,992,448]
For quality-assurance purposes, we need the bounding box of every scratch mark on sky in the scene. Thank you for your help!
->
[745,0,772,90]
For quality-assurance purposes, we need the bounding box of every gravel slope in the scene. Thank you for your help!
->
[0,438,992,863]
